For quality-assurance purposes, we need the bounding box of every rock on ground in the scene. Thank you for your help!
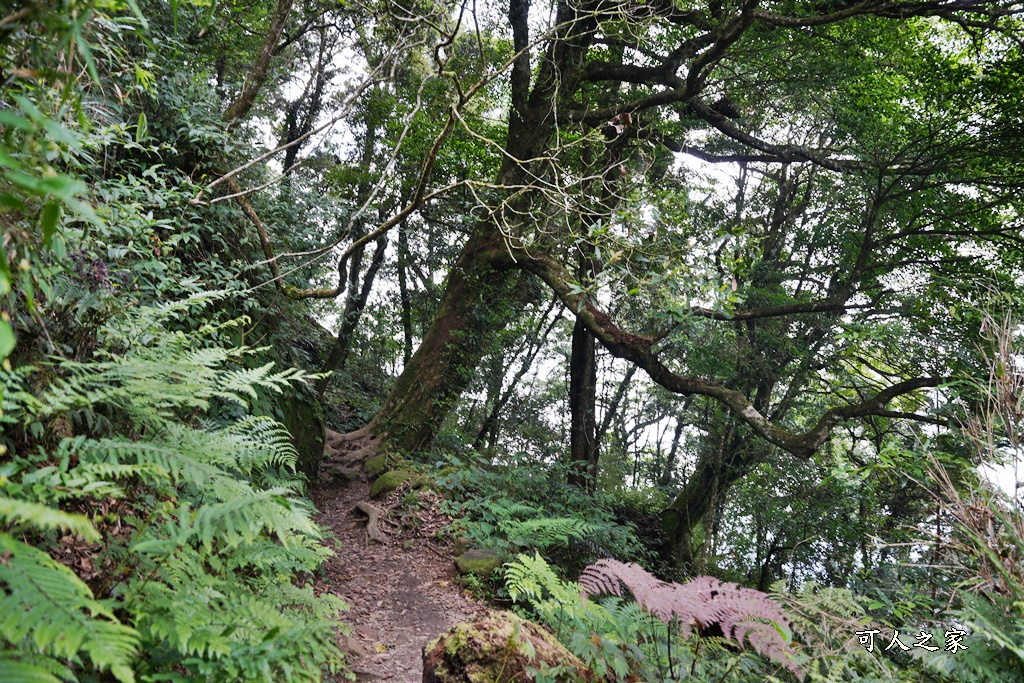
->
[454,548,502,576]
[422,611,593,683]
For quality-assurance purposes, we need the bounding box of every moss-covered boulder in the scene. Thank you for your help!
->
[409,474,432,490]
[454,548,502,576]
[275,383,325,481]
[371,470,411,498]
[422,611,592,683]
[364,454,390,478]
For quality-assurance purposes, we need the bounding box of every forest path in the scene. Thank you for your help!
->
[311,477,485,682]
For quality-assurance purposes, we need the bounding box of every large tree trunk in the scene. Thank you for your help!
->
[352,0,598,454]
[661,423,750,572]
[365,228,516,452]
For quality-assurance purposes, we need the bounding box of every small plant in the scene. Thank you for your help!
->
[434,452,645,569]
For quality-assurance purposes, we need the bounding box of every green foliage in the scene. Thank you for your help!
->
[910,465,1024,682]
[0,535,139,683]
[772,581,908,683]
[501,517,598,552]
[435,453,646,570]
[0,297,345,682]
[505,553,668,680]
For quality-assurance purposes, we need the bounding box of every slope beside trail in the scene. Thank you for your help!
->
[311,474,486,682]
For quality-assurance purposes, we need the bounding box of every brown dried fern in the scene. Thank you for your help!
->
[579,559,801,677]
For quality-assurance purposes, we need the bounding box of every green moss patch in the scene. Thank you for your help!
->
[371,470,412,498]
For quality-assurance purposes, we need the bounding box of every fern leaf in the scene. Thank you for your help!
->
[579,559,801,677]
[501,517,595,550]
[0,495,100,542]
[0,535,139,683]
[0,655,63,683]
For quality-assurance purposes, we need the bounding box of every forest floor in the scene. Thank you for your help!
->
[311,475,485,682]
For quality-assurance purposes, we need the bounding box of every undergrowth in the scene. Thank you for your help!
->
[0,293,346,682]
[433,452,648,574]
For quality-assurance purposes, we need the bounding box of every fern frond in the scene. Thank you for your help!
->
[216,416,298,473]
[188,490,317,550]
[501,517,596,550]
[0,654,64,683]
[506,552,569,604]
[579,559,801,677]
[0,495,100,542]
[75,437,235,490]
[0,535,139,683]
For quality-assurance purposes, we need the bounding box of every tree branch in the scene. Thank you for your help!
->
[222,0,295,123]
[519,250,944,458]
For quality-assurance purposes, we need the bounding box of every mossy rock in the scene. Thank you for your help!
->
[365,454,390,478]
[409,474,432,490]
[275,383,325,481]
[454,548,502,576]
[423,611,591,683]
[371,470,412,498]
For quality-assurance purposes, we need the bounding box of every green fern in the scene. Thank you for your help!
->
[506,551,579,605]
[501,517,597,551]
[505,553,668,680]
[0,296,345,682]
[0,496,100,542]
[0,534,139,683]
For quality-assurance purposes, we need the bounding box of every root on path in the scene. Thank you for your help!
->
[355,501,386,544]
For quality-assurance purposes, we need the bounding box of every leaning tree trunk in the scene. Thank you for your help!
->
[660,417,780,572]
[364,228,516,453]
[352,0,599,455]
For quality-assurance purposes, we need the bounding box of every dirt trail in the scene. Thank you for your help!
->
[311,478,485,682]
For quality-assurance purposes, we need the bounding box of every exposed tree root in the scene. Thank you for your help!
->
[323,426,380,464]
[347,439,381,462]
[324,428,347,451]
[338,425,373,443]
[355,501,386,543]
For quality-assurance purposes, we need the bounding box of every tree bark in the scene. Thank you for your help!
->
[365,227,517,452]
[222,0,295,124]
[568,314,598,488]
[567,129,626,489]
[397,219,414,367]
